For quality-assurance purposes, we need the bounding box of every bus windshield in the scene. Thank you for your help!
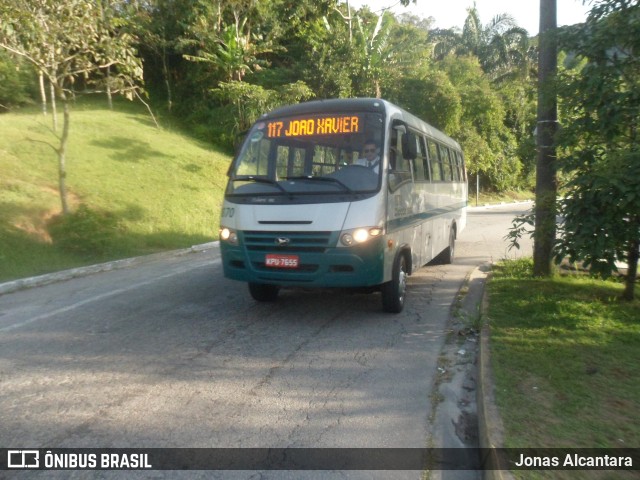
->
[227,112,384,196]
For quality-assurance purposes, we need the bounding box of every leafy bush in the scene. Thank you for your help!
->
[0,51,37,110]
[47,205,122,257]
[494,257,534,279]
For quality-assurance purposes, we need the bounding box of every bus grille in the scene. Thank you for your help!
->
[243,231,333,253]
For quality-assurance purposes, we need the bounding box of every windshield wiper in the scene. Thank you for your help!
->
[232,176,289,194]
[285,176,355,194]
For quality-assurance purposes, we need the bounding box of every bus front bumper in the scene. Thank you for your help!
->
[220,239,386,288]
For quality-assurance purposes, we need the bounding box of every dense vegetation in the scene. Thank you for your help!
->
[1,0,539,193]
[0,0,638,297]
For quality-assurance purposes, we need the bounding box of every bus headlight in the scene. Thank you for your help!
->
[220,227,238,245]
[340,227,384,247]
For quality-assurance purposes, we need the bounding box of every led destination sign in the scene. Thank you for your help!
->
[266,115,360,138]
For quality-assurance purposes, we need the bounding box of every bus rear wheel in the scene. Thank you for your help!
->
[434,226,456,265]
[381,253,408,313]
[442,226,456,264]
[248,282,280,302]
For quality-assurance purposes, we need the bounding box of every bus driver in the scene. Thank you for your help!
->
[355,140,381,173]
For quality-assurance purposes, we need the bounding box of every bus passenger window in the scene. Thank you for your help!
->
[451,150,460,182]
[410,132,425,181]
[440,146,453,182]
[389,147,397,170]
[427,140,442,182]
[456,152,467,182]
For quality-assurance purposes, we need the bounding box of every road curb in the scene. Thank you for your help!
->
[468,200,533,210]
[477,268,514,480]
[0,241,220,296]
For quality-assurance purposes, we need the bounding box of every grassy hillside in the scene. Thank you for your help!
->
[0,98,232,282]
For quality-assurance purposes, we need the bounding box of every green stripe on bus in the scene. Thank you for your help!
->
[386,201,467,232]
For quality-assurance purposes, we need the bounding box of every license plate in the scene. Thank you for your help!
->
[265,254,299,268]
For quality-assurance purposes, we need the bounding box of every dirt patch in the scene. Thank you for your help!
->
[8,184,81,244]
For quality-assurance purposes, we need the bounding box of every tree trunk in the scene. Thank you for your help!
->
[106,65,113,110]
[533,0,558,276]
[39,71,47,115]
[57,97,71,215]
[623,223,639,301]
[50,80,58,133]
[162,48,172,112]
[347,0,353,43]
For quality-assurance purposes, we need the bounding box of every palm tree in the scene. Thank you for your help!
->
[431,4,532,81]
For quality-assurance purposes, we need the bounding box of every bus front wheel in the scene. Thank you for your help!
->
[381,253,408,313]
[248,282,280,302]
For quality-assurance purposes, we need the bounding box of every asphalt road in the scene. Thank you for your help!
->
[0,203,533,479]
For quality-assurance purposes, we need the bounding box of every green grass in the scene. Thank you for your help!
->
[0,97,232,282]
[487,258,639,478]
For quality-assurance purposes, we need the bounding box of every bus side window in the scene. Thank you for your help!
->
[410,131,425,181]
[451,149,460,182]
[455,151,466,181]
[389,124,404,171]
[419,136,430,181]
[394,132,406,170]
[389,146,398,170]
[427,139,442,182]
[388,122,414,190]
[440,145,453,182]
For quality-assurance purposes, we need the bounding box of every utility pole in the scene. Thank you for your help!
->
[533,0,558,276]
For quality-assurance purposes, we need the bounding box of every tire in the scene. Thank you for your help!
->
[381,253,408,313]
[248,282,279,302]
[441,227,456,264]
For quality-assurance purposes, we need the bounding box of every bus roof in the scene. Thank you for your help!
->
[261,98,387,119]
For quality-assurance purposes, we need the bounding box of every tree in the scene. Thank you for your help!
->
[393,71,461,134]
[533,0,558,276]
[0,0,143,215]
[440,55,520,191]
[181,0,277,84]
[213,79,313,136]
[184,20,260,82]
[427,4,535,192]
[353,10,394,98]
[431,5,530,81]
[556,0,640,299]
[123,0,175,112]
[374,11,433,97]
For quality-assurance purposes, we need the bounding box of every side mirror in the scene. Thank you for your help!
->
[393,121,417,161]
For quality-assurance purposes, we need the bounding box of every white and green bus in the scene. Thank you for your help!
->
[219,98,467,312]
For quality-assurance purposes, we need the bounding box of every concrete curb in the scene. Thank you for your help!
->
[477,268,514,480]
[0,241,219,296]
[468,199,533,210]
